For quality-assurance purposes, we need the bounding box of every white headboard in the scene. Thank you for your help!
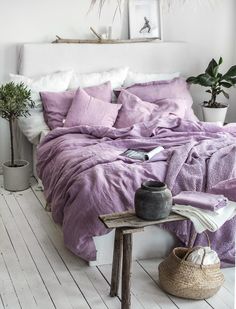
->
[19,42,194,77]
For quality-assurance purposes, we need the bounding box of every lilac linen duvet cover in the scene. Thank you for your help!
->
[37,118,236,266]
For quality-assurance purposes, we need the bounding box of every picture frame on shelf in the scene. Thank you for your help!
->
[128,0,162,40]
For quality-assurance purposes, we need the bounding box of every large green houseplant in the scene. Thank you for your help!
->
[187,57,236,123]
[0,82,34,191]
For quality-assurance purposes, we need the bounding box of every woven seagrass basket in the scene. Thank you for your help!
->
[158,234,224,300]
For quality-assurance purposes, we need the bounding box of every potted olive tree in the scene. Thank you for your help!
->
[187,57,236,123]
[0,82,34,191]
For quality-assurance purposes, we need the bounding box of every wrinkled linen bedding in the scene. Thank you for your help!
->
[37,117,236,266]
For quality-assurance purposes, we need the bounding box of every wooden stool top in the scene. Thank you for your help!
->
[99,210,187,229]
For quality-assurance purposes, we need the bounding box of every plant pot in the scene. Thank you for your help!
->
[2,160,30,191]
[202,105,228,124]
[134,181,173,221]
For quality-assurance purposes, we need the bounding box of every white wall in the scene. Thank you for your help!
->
[162,0,236,121]
[0,0,235,167]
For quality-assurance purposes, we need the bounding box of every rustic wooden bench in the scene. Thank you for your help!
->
[99,210,187,309]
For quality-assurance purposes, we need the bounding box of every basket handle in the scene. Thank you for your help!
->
[182,232,210,266]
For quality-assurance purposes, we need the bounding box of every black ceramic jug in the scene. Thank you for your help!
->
[135,181,172,221]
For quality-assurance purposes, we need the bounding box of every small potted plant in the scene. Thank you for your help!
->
[187,57,236,123]
[0,82,34,191]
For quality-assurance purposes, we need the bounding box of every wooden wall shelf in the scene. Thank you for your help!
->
[52,36,161,44]
[52,28,161,44]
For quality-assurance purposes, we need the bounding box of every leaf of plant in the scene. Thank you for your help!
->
[0,82,35,122]
[228,78,236,86]
[186,76,198,84]
[220,81,233,88]
[218,57,223,65]
[223,65,236,80]
[197,73,215,87]
[222,90,229,99]
[205,58,218,77]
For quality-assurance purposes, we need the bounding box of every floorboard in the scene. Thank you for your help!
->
[0,253,21,309]
[0,176,234,309]
[0,196,37,309]
[0,193,55,309]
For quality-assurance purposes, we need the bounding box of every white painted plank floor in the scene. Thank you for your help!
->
[0,176,234,309]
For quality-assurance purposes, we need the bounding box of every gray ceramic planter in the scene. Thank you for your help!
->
[2,160,30,191]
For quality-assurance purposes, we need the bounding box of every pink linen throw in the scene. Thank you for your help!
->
[173,191,228,211]
[64,88,122,127]
[41,81,112,129]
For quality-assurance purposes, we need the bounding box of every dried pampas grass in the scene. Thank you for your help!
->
[88,0,217,18]
[88,0,123,19]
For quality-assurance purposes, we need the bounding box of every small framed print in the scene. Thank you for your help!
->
[128,0,162,40]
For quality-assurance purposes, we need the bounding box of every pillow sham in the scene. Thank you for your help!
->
[10,70,74,143]
[114,90,187,128]
[115,78,193,104]
[10,70,74,105]
[69,67,129,101]
[17,108,50,144]
[64,88,122,128]
[114,90,160,128]
[41,81,112,129]
[123,71,180,87]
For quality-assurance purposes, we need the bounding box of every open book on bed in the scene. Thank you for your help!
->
[121,146,164,161]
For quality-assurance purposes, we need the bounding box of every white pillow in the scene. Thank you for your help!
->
[10,70,73,143]
[18,108,49,145]
[10,70,74,106]
[69,67,129,90]
[123,71,180,87]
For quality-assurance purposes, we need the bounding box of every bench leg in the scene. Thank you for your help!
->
[110,228,123,297]
[122,233,132,309]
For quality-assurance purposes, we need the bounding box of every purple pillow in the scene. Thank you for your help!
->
[40,81,112,129]
[115,90,191,128]
[115,78,193,106]
[114,90,160,128]
[64,88,122,128]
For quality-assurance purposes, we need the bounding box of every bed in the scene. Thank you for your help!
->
[17,43,236,267]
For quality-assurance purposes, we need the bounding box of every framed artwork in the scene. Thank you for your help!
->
[128,0,162,40]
